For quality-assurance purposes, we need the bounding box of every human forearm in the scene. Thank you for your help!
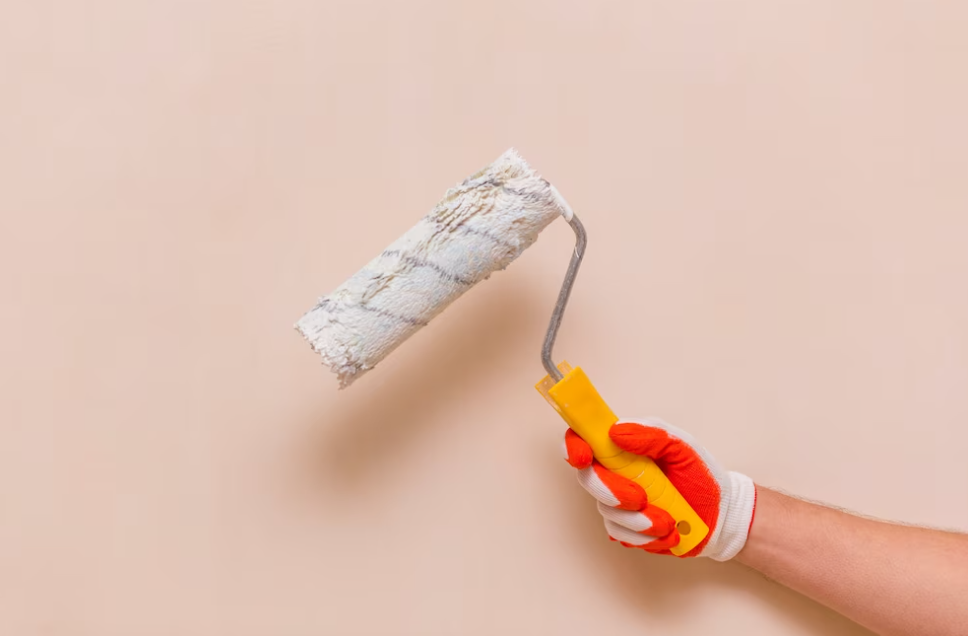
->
[558,419,968,633]
[737,487,968,636]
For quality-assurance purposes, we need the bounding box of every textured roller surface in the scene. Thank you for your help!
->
[296,149,570,387]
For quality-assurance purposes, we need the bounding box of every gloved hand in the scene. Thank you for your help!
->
[563,417,756,561]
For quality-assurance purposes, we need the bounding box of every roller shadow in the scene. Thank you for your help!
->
[298,280,542,497]
[547,448,874,635]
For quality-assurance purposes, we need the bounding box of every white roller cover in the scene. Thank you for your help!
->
[296,149,571,387]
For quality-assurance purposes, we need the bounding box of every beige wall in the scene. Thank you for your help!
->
[3,2,967,634]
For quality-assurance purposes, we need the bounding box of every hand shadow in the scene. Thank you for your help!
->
[547,448,874,634]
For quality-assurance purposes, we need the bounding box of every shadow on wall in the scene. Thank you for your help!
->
[549,447,875,635]
[291,274,872,635]
[297,279,542,496]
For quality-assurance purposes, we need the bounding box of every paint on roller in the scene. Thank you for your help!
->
[296,148,571,387]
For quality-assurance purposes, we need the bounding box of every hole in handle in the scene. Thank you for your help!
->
[676,520,692,535]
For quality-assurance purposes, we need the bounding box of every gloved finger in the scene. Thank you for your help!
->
[609,420,707,473]
[640,528,682,553]
[597,500,676,538]
[604,519,656,546]
[604,519,682,552]
[576,462,647,511]
[561,429,593,469]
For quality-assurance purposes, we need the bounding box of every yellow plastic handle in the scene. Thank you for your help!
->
[536,363,709,556]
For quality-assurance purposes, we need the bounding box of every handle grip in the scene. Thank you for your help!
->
[536,364,709,556]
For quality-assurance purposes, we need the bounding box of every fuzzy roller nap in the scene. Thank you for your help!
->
[296,149,573,388]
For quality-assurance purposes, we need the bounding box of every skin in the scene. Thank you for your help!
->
[736,487,968,636]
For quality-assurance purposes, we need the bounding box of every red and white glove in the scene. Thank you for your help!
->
[563,417,757,561]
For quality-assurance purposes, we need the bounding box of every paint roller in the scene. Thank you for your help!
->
[296,149,709,555]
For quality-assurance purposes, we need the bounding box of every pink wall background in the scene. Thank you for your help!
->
[3,2,967,634]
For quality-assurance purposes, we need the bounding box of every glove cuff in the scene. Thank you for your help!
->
[707,471,756,562]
